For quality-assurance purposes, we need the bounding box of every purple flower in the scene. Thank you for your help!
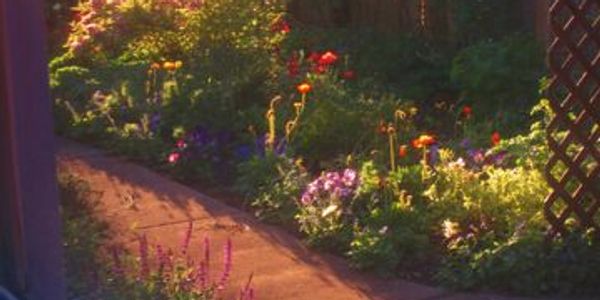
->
[149,113,161,132]
[301,168,359,205]
[138,234,150,279]
[181,221,193,255]
[111,247,124,276]
[235,145,252,160]
[217,238,233,290]
[459,138,471,149]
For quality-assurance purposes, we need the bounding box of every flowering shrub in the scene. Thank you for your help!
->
[295,168,359,250]
[107,222,254,300]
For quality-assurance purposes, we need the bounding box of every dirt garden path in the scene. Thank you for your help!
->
[56,138,543,300]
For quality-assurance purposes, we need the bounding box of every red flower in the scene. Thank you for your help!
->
[287,54,300,77]
[297,83,312,95]
[176,139,187,149]
[308,52,321,64]
[313,64,327,74]
[462,106,473,118]
[271,18,291,34]
[491,131,501,146]
[340,70,356,80]
[398,145,408,158]
[318,51,338,65]
[168,152,181,164]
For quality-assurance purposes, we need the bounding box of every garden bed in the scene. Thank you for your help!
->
[50,0,599,298]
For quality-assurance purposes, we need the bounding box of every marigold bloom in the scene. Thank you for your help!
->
[398,145,408,158]
[297,83,312,94]
[174,60,183,69]
[491,131,501,146]
[163,61,176,71]
[150,62,161,70]
[412,134,436,148]
[318,51,338,65]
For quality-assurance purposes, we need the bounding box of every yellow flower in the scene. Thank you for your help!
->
[442,219,460,239]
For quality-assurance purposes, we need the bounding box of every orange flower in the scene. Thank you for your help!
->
[377,120,387,135]
[297,83,312,95]
[491,131,501,146]
[150,62,161,70]
[163,61,176,71]
[398,145,408,157]
[412,134,436,149]
[318,51,338,65]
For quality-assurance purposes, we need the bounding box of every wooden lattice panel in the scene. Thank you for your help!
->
[545,0,600,238]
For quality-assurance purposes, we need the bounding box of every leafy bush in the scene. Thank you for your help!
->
[451,34,545,130]
[235,153,309,224]
[438,230,600,296]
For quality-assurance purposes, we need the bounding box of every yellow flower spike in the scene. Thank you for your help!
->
[265,96,281,151]
[285,120,296,141]
[269,95,281,110]
[387,124,397,171]
[394,109,407,123]
[294,157,305,170]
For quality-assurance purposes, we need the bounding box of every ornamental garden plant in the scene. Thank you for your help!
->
[49,0,600,297]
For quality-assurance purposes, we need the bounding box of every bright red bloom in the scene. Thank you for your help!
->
[176,139,187,149]
[398,145,408,158]
[279,21,291,34]
[491,131,501,146]
[297,83,312,95]
[318,51,338,65]
[462,105,473,118]
[168,152,181,164]
[340,70,356,80]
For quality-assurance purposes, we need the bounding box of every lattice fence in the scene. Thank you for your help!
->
[545,0,600,238]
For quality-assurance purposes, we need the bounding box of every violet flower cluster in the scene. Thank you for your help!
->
[301,169,359,205]
[111,222,246,298]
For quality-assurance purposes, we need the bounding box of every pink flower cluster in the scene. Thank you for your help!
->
[301,169,359,205]
[111,222,247,297]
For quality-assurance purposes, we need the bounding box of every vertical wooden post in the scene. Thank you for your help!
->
[0,0,66,298]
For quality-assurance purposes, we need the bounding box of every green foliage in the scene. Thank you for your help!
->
[438,230,600,296]
[59,174,109,299]
[235,153,309,224]
[451,34,545,129]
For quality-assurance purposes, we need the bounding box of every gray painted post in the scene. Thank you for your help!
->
[0,0,67,299]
